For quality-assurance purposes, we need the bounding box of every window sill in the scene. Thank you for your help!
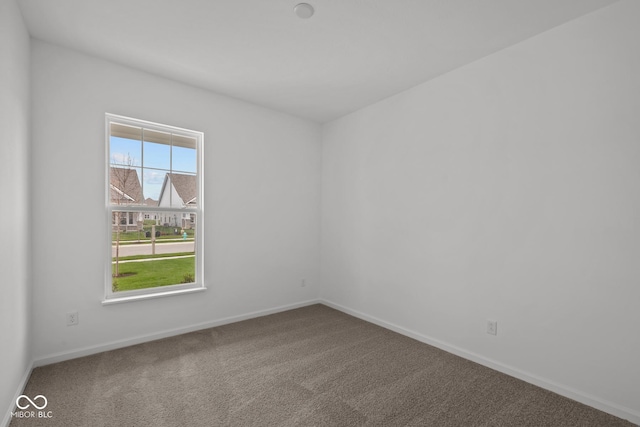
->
[102,286,206,305]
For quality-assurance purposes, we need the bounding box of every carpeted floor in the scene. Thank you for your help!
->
[11,304,634,426]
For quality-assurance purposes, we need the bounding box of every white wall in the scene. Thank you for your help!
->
[30,40,321,361]
[321,0,640,422]
[0,0,31,423]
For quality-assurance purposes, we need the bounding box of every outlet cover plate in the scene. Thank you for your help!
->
[487,319,497,335]
[67,311,79,326]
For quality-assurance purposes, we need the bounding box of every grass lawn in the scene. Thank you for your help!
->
[113,227,195,242]
[112,257,195,292]
[114,240,194,247]
[112,231,147,242]
[113,252,194,262]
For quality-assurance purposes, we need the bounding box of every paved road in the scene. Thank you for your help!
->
[112,241,194,257]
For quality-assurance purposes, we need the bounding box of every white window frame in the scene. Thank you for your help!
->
[104,113,205,304]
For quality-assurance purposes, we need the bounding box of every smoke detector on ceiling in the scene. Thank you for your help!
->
[294,3,314,19]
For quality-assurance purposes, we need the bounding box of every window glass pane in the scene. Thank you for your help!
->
[143,129,172,145]
[111,123,142,141]
[162,172,197,208]
[143,141,171,170]
[109,166,143,206]
[172,138,197,173]
[143,169,168,203]
[111,212,197,292]
[110,136,141,167]
[173,135,197,150]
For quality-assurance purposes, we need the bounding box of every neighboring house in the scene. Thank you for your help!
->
[143,198,159,223]
[157,173,196,229]
[110,167,144,231]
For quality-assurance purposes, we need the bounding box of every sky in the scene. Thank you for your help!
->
[110,136,196,201]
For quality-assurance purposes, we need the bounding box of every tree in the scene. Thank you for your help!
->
[110,155,140,278]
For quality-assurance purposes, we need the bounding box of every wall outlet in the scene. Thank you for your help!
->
[487,319,497,335]
[67,311,79,326]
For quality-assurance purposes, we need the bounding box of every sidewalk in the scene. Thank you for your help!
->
[112,238,194,246]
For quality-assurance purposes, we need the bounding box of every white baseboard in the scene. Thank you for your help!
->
[321,299,640,426]
[34,299,321,367]
[1,360,34,427]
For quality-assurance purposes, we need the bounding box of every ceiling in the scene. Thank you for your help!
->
[18,0,618,123]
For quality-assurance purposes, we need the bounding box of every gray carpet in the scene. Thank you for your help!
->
[11,304,633,426]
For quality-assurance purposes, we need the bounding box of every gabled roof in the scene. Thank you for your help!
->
[144,198,158,207]
[110,167,143,204]
[158,173,196,207]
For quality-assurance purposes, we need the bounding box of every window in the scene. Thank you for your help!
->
[105,114,204,303]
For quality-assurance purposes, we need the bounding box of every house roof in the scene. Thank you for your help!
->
[110,167,143,205]
[144,198,158,207]
[170,173,196,205]
[159,173,196,207]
